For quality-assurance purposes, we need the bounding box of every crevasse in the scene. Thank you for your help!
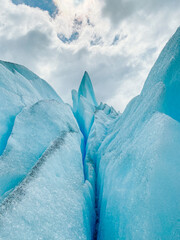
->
[0,27,180,240]
[71,71,119,239]
[72,27,180,240]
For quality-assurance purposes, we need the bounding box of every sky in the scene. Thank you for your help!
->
[0,0,179,112]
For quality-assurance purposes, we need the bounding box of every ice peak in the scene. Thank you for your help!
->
[78,71,98,106]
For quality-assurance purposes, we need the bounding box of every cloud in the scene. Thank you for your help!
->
[101,0,180,26]
[0,0,179,112]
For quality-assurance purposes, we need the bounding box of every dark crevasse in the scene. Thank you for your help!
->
[72,71,98,238]
[84,104,119,239]
[71,72,119,239]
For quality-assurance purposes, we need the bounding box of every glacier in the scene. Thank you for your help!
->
[72,71,98,141]
[0,61,94,240]
[0,27,179,240]
[92,27,180,240]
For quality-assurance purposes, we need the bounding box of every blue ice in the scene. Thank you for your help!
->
[0,27,180,240]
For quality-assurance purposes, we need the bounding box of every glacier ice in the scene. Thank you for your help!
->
[0,61,62,156]
[0,100,80,199]
[78,71,98,107]
[91,27,180,240]
[72,27,180,239]
[0,27,180,240]
[0,62,94,240]
[72,71,98,141]
[0,132,89,240]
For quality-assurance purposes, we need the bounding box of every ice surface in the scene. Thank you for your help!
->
[0,61,62,156]
[72,72,97,140]
[0,62,94,239]
[0,100,79,200]
[0,61,61,104]
[90,27,180,240]
[0,130,91,240]
[142,27,180,122]
[78,71,98,107]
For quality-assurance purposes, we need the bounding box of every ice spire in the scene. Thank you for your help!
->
[78,71,98,106]
[72,71,98,140]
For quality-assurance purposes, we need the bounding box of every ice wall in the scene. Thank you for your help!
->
[92,27,180,240]
[0,100,79,199]
[0,127,90,240]
[0,61,62,155]
[0,62,94,240]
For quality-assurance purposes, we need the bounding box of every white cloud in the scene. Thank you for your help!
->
[0,0,179,112]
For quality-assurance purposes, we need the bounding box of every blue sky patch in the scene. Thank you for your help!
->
[112,34,120,45]
[58,32,80,44]
[12,0,58,17]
